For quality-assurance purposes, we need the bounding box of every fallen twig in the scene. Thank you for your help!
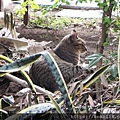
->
[4,73,55,96]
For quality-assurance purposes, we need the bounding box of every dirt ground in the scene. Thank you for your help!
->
[16,22,101,54]
[16,20,117,58]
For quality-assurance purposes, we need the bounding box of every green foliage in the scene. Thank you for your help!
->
[17,0,39,16]
[109,64,118,78]
[103,16,111,25]
[5,103,56,120]
[74,0,88,4]
[0,50,111,117]
[84,0,119,84]
[112,16,120,33]
[46,91,67,119]
[2,0,120,116]
[29,15,82,30]
[112,0,118,11]
[42,0,70,14]
[103,38,109,47]
[82,65,110,90]
[97,2,108,10]
[85,51,118,81]
[85,53,104,68]
[41,52,76,114]
[0,96,13,119]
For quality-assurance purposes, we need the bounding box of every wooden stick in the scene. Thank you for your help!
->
[4,73,55,96]
[23,0,30,25]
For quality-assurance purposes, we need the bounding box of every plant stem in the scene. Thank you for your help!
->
[96,0,114,98]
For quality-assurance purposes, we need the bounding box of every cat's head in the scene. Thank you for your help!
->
[62,30,87,53]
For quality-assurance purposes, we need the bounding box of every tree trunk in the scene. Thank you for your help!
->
[23,0,30,26]
[96,0,114,98]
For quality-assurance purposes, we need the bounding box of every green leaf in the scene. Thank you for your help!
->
[75,1,78,5]
[85,54,103,68]
[109,64,118,78]
[105,59,109,63]
[114,28,118,33]
[88,56,103,68]
[103,42,108,46]
[82,65,110,90]
[85,53,103,61]
[42,10,50,15]
[0,98,11,120]
[0,55,37,94]
[42,52,76,114]
[5,103,55,120]
[46,91,67,120]
[98,2,104,8]
[111,52,117,58]
[108,74,116,81]
[104,6,109,11]
[103,38,109,46]
[104,99,120,105]
[65,1,70,5]
[0,54,40,75]
[103,16,111,25]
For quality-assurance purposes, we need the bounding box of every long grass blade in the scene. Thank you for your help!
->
[5,103,55,120]
[46,91,67,120]
[0,54,40,75]
[82,64,110,90]
[0,55,37,93]
[104,99,120,105]
[0,51,76,114]
[41,51,76,114]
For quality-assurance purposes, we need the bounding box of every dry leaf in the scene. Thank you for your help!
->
[88,95,95,107]
[101,74,108,88]
[0,36,28,51]
[68,81,80,95]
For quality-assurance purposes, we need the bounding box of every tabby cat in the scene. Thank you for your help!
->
[29,30,87,92]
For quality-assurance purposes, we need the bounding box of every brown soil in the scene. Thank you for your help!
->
[16,23,101,54]
[16,21,118,58]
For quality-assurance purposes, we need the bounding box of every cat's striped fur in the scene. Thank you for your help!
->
[54,30,87,65]
[29,30,87,92]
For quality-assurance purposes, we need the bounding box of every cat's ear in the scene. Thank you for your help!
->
[70,30,78,40]
[64,30,78,43]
